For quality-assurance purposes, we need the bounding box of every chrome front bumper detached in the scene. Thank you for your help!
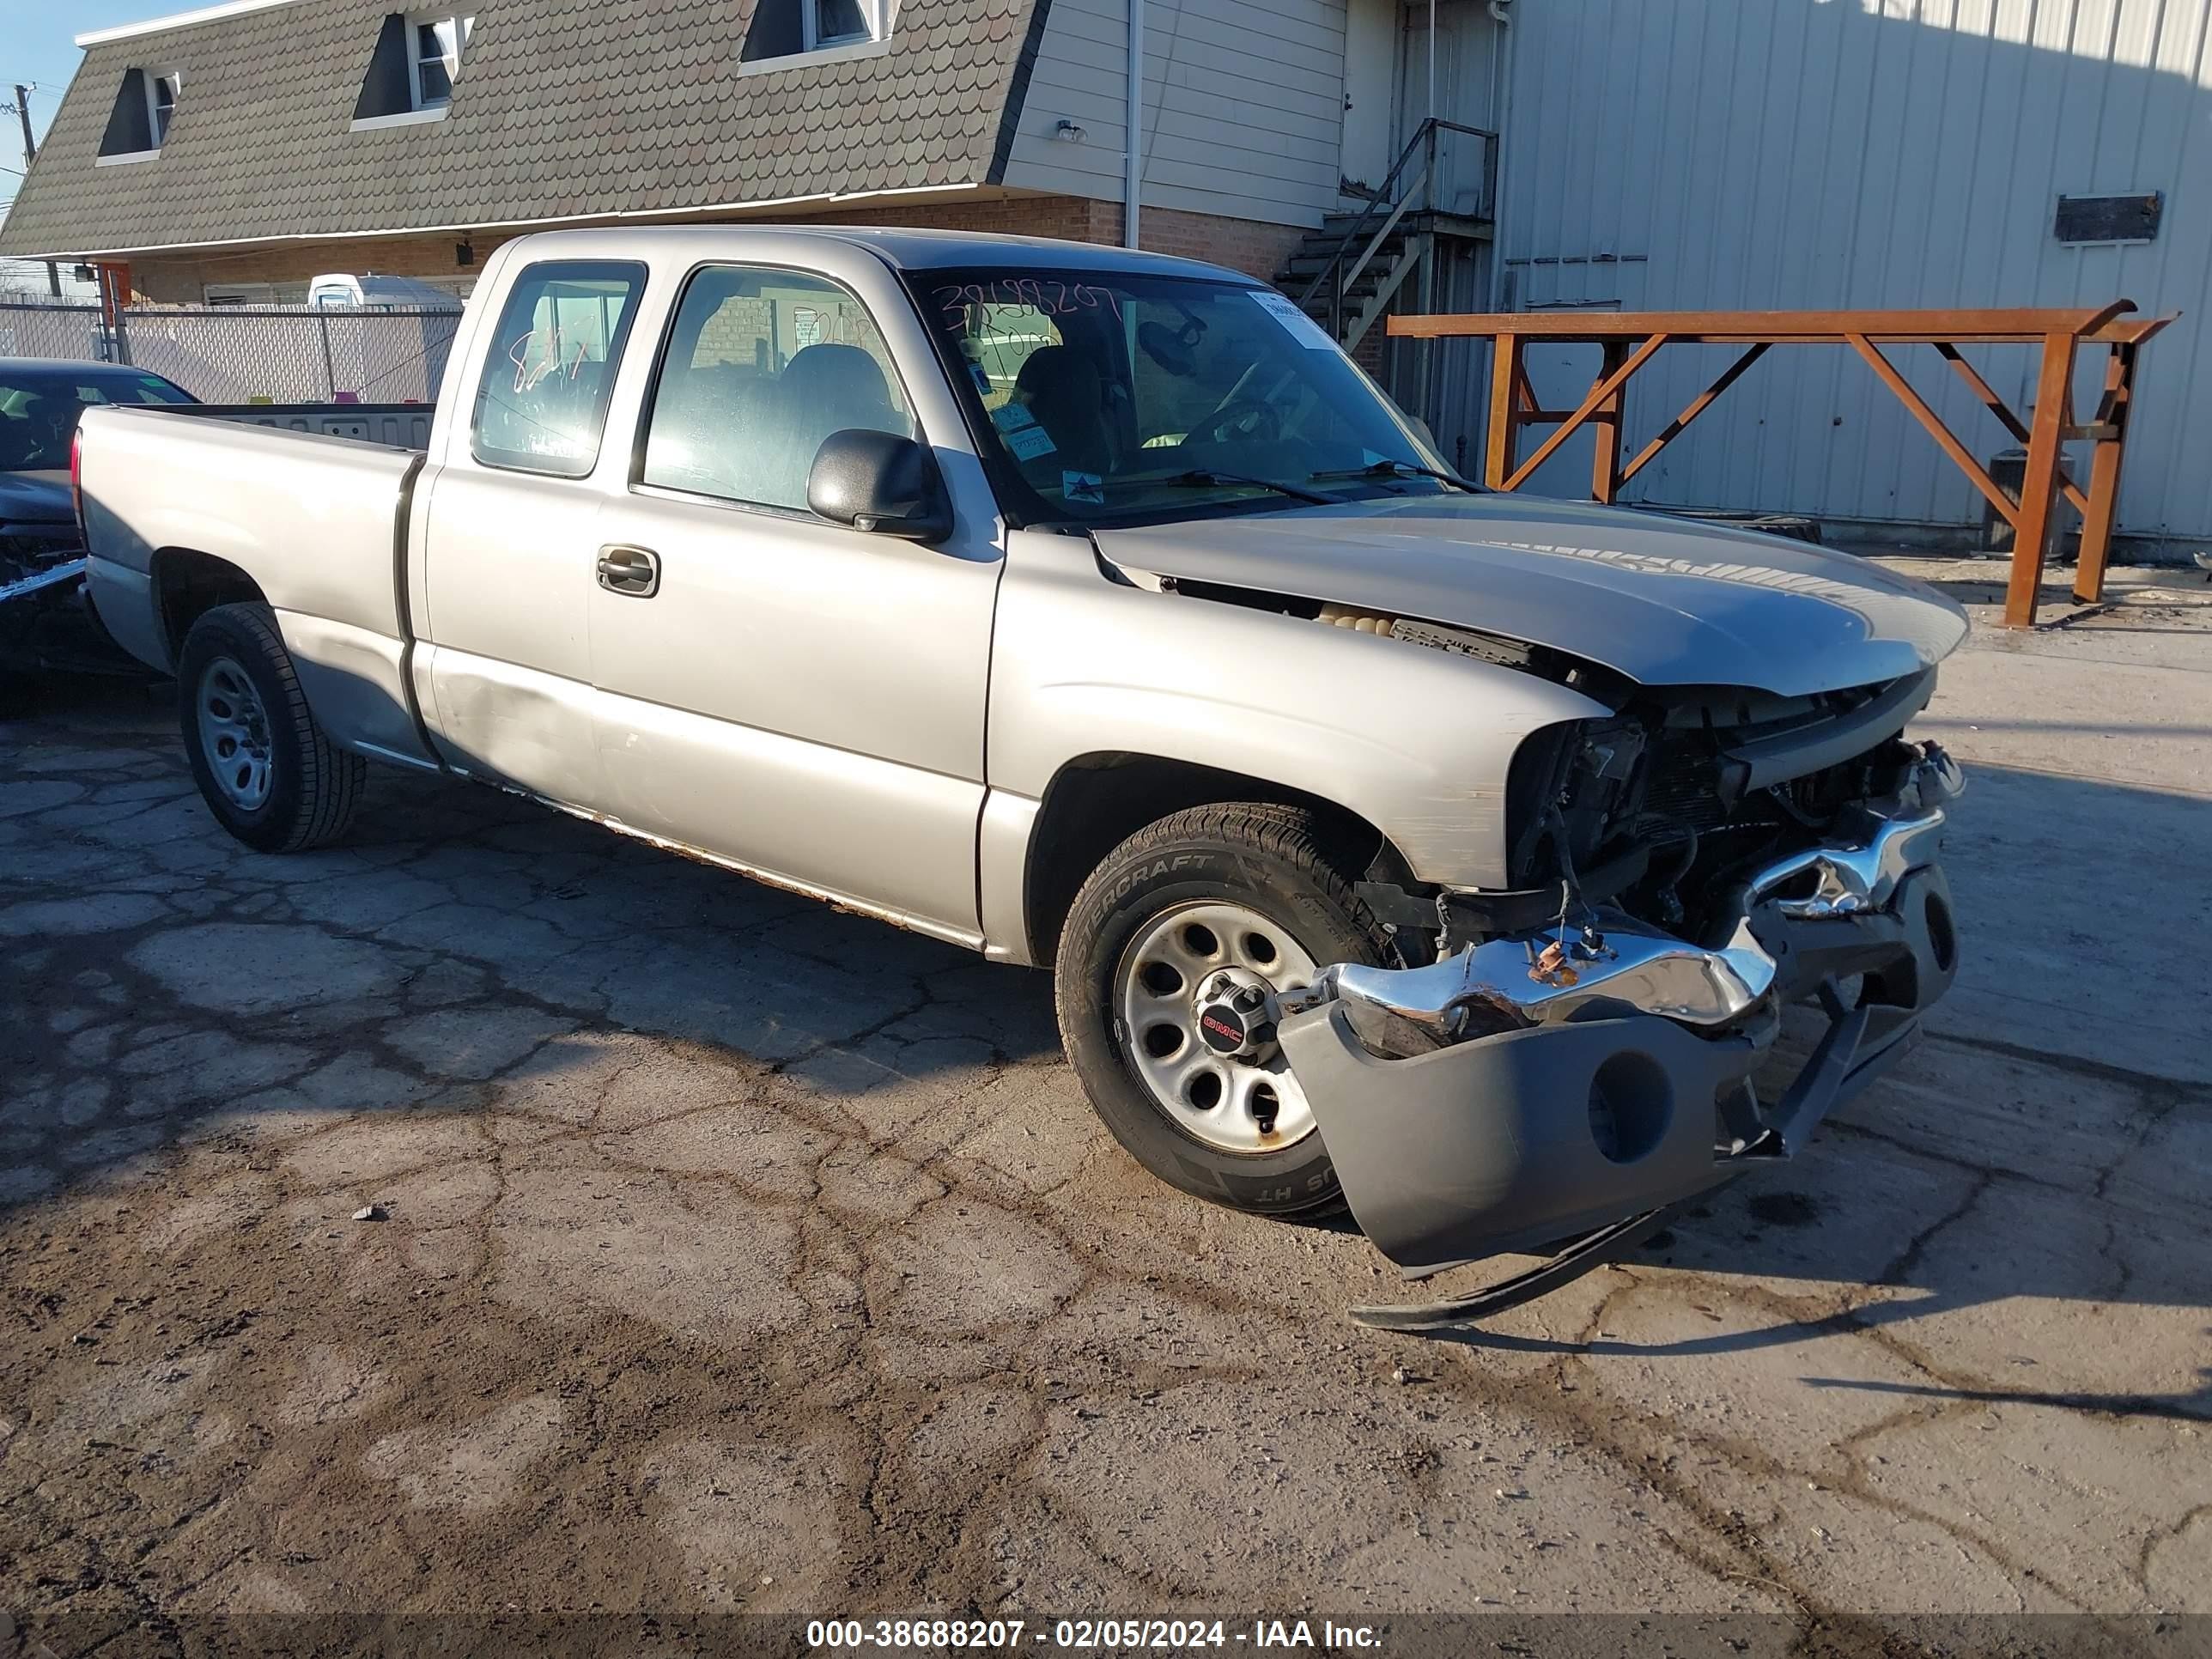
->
[1278,743,1964,1294]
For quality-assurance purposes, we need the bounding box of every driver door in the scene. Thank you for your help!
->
[586,261,1001,942]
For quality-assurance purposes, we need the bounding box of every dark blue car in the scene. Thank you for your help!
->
[2,358,196,677]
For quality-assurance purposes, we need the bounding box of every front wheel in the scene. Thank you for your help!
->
[1054,803,1393,1217]
[176,602,365,854]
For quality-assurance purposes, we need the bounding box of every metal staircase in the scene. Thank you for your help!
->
[1273,118,1498,354]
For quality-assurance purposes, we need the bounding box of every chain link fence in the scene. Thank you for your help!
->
[0,301,459,404]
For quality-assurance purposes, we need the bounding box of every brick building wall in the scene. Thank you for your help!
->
[123,191,1313,304]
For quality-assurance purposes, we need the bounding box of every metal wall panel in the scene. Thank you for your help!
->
[1006,0,1352,227]
[1492,0,2212,543]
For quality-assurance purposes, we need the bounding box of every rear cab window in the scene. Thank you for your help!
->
[471,259,647,477]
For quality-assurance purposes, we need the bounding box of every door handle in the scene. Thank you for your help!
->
[596,544,661,598]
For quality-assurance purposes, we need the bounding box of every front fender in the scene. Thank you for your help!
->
[986,530,1610,890]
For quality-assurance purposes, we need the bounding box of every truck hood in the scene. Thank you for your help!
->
[1092,495,1969,697]
[0,470,74,527]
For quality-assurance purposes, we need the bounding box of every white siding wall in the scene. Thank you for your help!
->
[1496,0,2212,543]
[1004,0,1351,227]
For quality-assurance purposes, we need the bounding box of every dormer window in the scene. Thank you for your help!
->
[353,12,472,128]
[741,0,892,64]
[409,15,471,109]
[96,68,179,161]
[148,71,180,145]
[805,0,885,50]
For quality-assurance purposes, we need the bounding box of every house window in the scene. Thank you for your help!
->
[741,0,891,64]
[96,68,178,160]
[409,14,471,109]
[805,0,884,50]
[204,281,313,307]
[147,72,180,146]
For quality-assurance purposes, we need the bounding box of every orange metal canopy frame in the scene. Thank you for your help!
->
[1386,303,2177,629]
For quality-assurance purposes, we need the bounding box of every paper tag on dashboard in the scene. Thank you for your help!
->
[1249,289,1339,351]
[994,401,1058,461]
[1004,422,1057,461]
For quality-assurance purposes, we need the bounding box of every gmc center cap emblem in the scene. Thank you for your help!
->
[1198,1005,1249,1053]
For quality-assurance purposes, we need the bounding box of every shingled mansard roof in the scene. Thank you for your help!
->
[0,0,1050,259]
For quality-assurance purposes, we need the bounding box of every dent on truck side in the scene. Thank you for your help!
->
[983,528,1612,951]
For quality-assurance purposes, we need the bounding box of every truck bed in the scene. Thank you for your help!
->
[77,403,433,766]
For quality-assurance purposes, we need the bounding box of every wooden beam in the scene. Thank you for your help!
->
[2073,341,2137,605]
[1590,340,1627,504]
[1619,343,1770,487]
[1389,301,2134,343]
[1502,332,1669,492]
[1395,301,2166,626]
[1485,333,1523,489]
[1510,356,1539,418]
[2003,331,2077,629]
[1936,343,2089,517]
[1845,335,2022,528]
[2087,315,2179,345]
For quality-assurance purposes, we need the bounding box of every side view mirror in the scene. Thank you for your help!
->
[807,428,953,543]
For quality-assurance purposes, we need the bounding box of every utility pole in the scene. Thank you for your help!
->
[11,83,62,298]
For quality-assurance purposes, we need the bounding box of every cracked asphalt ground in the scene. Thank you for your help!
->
[2,564,2208,1638]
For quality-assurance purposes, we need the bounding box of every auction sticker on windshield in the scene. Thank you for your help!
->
[1248,289,1339,351]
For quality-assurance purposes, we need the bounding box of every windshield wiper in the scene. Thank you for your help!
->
[1132,468,1343,506]
[1310,459,1486,492]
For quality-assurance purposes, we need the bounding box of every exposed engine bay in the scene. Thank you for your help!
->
[1484,665,1940,950]
[1152,574,1942,969]
[1144,569,1966,1325]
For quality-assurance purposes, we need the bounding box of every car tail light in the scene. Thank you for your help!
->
[70,428,87,538]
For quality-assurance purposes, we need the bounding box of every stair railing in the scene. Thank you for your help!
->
[1297,118,1498,341]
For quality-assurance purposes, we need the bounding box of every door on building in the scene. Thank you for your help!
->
[1340,0,1398,204]
[585,260,999,943]
[1409,0,1499,216]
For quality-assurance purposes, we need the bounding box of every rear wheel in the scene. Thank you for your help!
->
[177,602,364,853]
[1054,803,1393,1217]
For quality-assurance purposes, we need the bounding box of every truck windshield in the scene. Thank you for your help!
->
[912,269,1451,524]
[0,368,194,471]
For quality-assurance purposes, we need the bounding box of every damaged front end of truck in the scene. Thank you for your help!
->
[1279,688,1964,1329]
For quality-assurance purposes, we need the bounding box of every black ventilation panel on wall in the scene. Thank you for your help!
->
[2054,192,2163,245]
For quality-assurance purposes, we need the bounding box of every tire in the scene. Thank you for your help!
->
[1054,802,1393,1218]
[176,601,365,854]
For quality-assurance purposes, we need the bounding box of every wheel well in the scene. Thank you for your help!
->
[153,550,264,663]
[1022,753,1418,963]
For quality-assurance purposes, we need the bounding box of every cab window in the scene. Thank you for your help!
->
[639,264,912,514]
[471,260,646,477]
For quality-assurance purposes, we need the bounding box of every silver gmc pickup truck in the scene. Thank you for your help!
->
[76,226,1969,1320]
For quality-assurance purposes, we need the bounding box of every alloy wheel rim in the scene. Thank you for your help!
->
[196,656,276,811]
[1113,899,1322,1153]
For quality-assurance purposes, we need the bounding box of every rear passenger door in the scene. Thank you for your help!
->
[586,260,1001,943]
[417,258,646,807]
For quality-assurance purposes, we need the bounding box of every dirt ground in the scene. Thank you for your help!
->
[3,562,2209,1648]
